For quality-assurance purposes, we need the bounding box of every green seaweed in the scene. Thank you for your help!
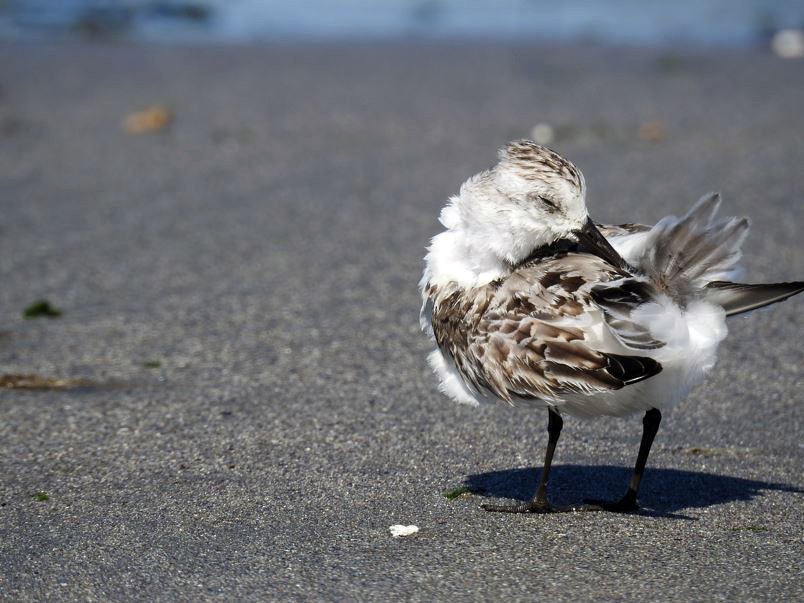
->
[23,300,62,319]
[443,486,472,500]
[33,491,49,502]
[142,360,162,368]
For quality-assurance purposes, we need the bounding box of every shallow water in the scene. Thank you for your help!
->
[1,0,803,46]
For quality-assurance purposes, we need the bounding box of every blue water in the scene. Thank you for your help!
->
[2,0,803,46]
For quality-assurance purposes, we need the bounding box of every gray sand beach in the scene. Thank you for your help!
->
[0,42,802,600]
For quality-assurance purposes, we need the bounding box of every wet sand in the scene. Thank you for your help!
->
[1,41,802,601]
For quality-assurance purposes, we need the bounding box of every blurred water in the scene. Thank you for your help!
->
[1,0,803,46]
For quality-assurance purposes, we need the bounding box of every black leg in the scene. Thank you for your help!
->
[586,408,662,513]
[482,408,565,513]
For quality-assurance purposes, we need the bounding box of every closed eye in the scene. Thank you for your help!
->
[539,196,559,212]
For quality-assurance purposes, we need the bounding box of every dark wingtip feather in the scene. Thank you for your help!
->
[605,354,663,386]
[705,281,804,317]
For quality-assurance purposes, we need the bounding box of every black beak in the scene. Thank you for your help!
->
[573,217,631,272]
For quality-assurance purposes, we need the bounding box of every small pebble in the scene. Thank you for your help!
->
[123,105,173,134]
[389,524,419,538]
[771,29,804,59]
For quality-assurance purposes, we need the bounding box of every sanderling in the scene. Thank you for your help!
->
[419,140,803,513]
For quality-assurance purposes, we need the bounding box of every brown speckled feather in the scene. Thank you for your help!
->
[427,251,663,404]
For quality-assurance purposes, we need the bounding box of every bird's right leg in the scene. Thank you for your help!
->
[482,408,564,513]
[585,408,662,513]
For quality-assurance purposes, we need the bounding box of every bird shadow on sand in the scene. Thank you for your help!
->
[465,465,803,520]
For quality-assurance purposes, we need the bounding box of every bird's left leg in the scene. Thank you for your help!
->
[586,408,662,513]
[482,408,566,513]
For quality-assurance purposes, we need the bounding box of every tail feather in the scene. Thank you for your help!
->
[628,193,800,316]
[704,281,804,316]
[636,193,750,291]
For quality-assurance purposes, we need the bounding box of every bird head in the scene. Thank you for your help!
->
[439,140,628,271]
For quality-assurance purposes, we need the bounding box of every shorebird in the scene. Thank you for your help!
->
[419,140,803,513]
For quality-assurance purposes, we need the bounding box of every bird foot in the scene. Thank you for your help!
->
[583,495,639,513]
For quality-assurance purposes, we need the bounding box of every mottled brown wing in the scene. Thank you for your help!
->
[433,253,662,403]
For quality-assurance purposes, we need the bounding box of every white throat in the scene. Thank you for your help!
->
[422,228,512,289]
